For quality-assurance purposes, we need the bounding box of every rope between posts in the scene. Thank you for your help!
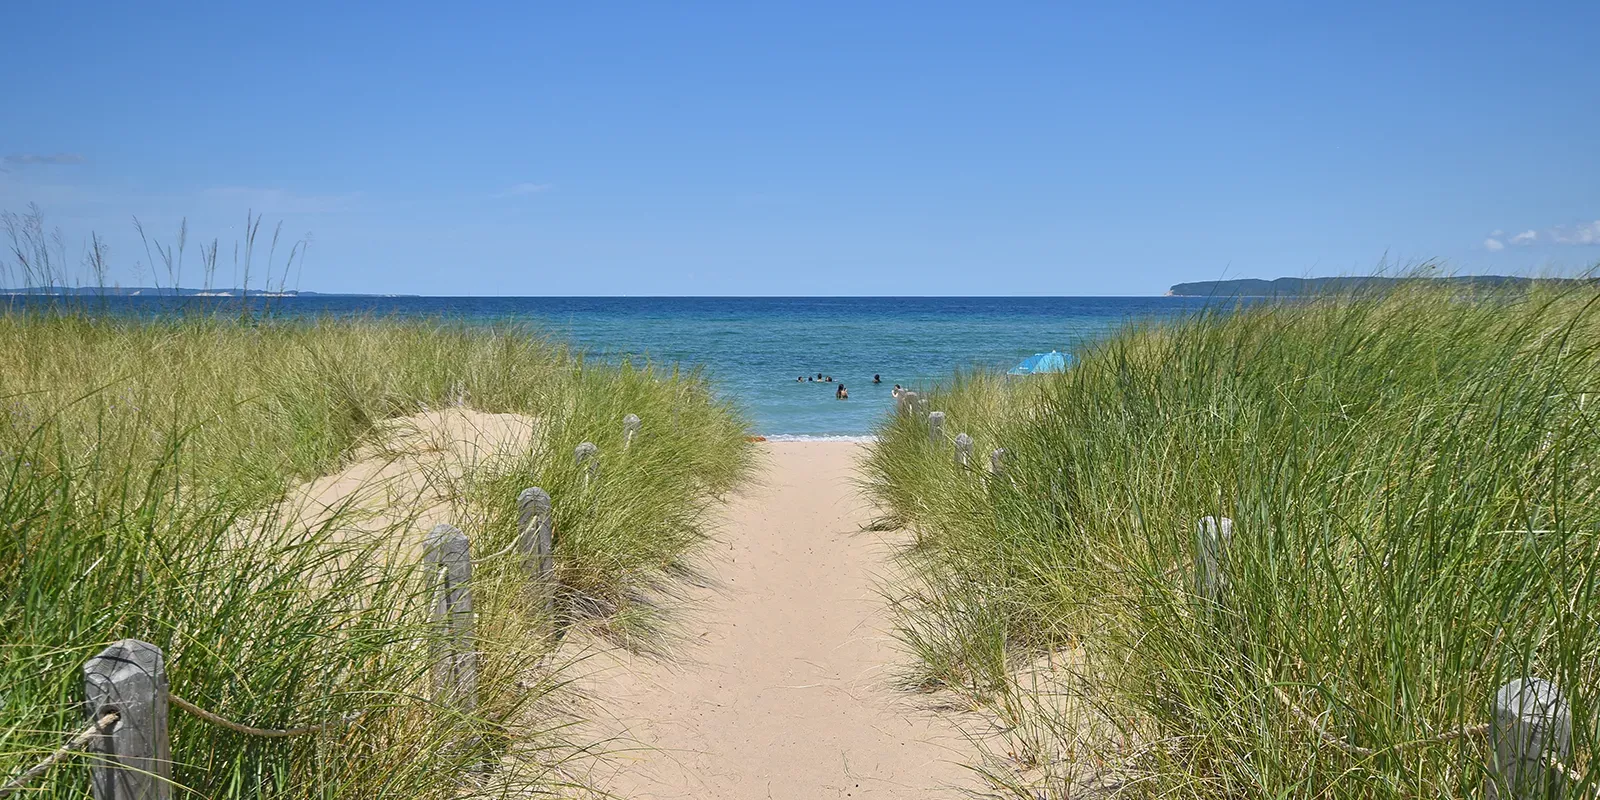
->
[471,537,521,562]
[168,693,365,738]
[1273,685,1490,758]
[0,711,119,798]
[1,695,365,795]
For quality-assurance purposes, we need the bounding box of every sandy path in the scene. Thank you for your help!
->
[565,441,978,798]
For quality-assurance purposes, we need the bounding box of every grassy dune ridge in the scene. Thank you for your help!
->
[864,287,1600,797]
[0,310,751,797]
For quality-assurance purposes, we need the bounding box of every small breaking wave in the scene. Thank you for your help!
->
[759,433,878,443]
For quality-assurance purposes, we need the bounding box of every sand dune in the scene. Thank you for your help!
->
[269,407,539,555]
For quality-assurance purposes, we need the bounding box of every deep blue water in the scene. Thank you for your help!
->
[9,296,1215,436]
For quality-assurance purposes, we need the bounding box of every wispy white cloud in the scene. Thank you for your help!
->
[1552,220,1600,246]
[494,182,553,198]
[3,153,87,166]
[203,187,359,214]
[1488,220,1600,248]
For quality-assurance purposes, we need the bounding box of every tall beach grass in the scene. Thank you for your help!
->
[0,308,751,798]
[865,285,1600,797]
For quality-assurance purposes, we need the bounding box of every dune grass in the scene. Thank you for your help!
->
[864,286,1600,798]
[0,308,751,798]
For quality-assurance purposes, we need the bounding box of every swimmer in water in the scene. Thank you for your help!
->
[836,383,848,399]
[873,374,881,384]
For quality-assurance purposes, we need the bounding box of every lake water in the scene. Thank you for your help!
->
[15,296,1214,436]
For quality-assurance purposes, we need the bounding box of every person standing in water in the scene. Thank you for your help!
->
[873,374,881,384]
[836,383,848,399]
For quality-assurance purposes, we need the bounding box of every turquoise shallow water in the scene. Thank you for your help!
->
[30,296,1214,436]
[505,297,1212,436]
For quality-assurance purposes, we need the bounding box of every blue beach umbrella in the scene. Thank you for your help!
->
[1007,350,1070,375]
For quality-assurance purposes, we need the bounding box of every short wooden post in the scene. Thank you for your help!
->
[83,639,171,800]
[517,487,556,617]
[990,447,1006,475]
[954,433,973,467]
[897,391,920,415]
[424,524,477,711]
[622,414,641,450]
[1487,677,1572,799]
[574,442,599,488]
[1194,516,1233,607]
[927,411,946,443]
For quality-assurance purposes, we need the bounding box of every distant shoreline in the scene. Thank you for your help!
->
[1169,275,1595,297]
[1,286,417,298]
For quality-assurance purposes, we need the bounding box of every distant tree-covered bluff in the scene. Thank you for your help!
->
[1168,276,1595,297]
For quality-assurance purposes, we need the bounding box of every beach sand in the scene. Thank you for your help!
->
[267,407,538,556]
[257,421,988,795]
[560,441,981,798]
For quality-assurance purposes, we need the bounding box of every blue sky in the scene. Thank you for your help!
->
[2,1,1596,295]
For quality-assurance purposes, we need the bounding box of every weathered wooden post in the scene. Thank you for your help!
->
[1487,677,1572,799]
[954,433,973,468]
[896,391,920,415]
[574,442,599,488]
[927,411,946,443]
[517,487,556,618]
[424,524,477,711]
[1194,516,1234,607]
[990,447,1006,476]
[622,414,641,450]
[83,639,171,800]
